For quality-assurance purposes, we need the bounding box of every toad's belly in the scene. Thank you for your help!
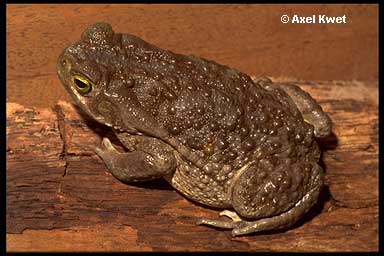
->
[164,162,232,208]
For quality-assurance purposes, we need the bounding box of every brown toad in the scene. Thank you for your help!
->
[57,23,331,236]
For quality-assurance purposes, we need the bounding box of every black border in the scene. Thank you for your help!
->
[3,1,381,254]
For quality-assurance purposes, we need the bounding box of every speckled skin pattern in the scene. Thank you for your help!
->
[57,23,331,236]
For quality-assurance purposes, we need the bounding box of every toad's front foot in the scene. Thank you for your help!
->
[95,137,177,183]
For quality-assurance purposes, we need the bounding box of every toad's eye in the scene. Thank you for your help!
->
[73,75,93,94]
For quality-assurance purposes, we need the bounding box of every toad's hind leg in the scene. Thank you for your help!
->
[254,77,332,138]
[197,163,323,236]
[232,180,321,236]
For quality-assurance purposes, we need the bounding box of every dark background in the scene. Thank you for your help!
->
[6,4,378,108]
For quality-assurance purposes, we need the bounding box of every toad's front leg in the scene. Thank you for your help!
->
[95,136,176,183]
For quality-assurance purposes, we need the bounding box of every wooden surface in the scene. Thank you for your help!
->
[6,79,378,252]
[6,4,378,108]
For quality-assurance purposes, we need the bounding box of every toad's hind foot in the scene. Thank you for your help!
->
[219,210,242,222]
[196,210,241,229]
[197,183,322,237]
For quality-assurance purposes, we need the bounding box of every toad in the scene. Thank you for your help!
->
[57,23,331,236]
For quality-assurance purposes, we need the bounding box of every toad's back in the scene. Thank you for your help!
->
[107,34,320,207]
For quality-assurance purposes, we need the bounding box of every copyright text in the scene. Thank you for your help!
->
[281,14,347,24]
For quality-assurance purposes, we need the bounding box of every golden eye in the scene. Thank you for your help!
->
[73,75,93,94]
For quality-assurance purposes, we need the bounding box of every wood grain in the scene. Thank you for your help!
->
[6,79,378,252]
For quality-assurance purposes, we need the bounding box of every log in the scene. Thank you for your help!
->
[6,79,378,252]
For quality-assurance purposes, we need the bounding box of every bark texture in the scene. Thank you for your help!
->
[6,79,378,252]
